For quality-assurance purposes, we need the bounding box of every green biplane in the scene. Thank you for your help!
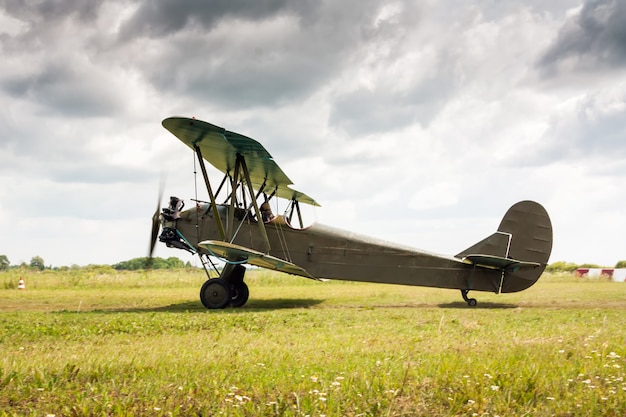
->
[150,116,553,309]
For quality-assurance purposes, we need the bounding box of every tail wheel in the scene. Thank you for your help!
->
[461,289,478,307]
[230,281,249,308]
[200,278,231,309]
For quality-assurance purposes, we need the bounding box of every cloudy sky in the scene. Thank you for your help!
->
[1,0,624,268]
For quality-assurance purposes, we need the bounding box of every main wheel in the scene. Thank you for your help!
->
[230,281,249,308]
[200,278,231,309]
[230,281,250,307]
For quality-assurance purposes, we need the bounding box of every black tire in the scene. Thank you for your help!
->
[467,298,478,307]
[200,278,231,309]
[230,281,249,308]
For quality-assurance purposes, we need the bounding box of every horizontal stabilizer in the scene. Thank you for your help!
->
[199,240,319,280]
[463,254,541,273]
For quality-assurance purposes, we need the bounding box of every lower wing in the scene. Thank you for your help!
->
[198,240,319,280]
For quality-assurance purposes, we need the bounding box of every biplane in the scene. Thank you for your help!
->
[150,116,553,309]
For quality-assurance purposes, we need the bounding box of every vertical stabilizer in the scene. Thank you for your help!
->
[456,200,553,293]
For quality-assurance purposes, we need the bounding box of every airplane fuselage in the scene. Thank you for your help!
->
[162,202,505,293]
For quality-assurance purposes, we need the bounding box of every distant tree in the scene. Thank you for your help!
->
[30,256,45,271]
[164,257,184,269]
[113,258,145,270]
[546,261,579,273]
[616,260,626,268]
[579,263,601,269]
[113,256,186,270]
[0,255,9,271]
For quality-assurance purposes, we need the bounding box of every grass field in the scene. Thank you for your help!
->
[1,269,625,416]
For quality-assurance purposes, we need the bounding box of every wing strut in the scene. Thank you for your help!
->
[237,153,271,253]
[227,156,241,240]
[286,199,304,228]
[295,199,304,228]
[194,146,226,241]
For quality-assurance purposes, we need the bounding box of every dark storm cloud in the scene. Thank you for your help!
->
[0,1,127,118]
[2,63,122,117]
[118,0,298,39]
[0,0,101,23]
[329,59,457,135]
[116,0,398,108]
[538,0,626,75]
[142,35,337,108]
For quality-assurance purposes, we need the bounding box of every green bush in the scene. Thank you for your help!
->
[545,261,578,273]
[112,256,186,270]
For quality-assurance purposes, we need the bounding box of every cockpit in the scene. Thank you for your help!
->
[158,195,313,254]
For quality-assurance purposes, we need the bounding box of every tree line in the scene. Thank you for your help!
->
[546,260,626,272]
[1,254,625,273]
[0,255,193,271]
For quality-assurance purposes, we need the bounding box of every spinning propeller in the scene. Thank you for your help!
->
[147,179,165,268]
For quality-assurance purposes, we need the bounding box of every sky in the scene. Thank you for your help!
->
[0,0,625,268]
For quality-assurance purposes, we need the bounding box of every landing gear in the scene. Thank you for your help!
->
[200,278,231,309]
[461,289,478,307]
[199,264,249,309]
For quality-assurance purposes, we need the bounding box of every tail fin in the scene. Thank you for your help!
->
[456,200,553,293]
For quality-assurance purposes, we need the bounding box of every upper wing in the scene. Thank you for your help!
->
[162,116,319,206]
[198,240,319,280]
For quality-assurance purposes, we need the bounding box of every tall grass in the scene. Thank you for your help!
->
[1,270,624,416]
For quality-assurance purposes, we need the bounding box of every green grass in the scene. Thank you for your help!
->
[1,270,625,416]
